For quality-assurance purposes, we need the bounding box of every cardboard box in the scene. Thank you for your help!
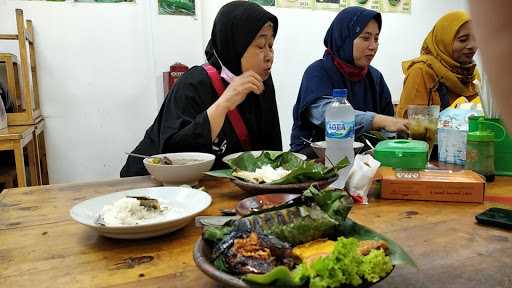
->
[379,167,485,203]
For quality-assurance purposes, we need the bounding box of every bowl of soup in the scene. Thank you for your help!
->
[143,152,215,186]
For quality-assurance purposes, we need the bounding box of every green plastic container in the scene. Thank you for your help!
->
[469,116,511,176]
[375,140,428,169]
[465,120,497,182]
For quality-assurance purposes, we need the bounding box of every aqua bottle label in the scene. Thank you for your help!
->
[325,120,355,139]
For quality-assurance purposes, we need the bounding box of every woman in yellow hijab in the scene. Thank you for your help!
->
[396,11,479,118]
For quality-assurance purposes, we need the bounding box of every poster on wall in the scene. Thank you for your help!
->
[381,0,410,13]
[73,0,135,2]
[23,0,136,2]
[315,0,347,10]
[159,0,195,16]
[276,0,315,9]
[249,0,275,6]
[348,0,380,11]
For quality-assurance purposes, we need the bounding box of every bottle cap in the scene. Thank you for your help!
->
[332,89,347,98]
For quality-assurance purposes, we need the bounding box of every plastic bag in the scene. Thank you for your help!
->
[346,154,381,204]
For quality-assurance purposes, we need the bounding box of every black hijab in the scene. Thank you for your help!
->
[204,1,282,156]
[205,1,278,75]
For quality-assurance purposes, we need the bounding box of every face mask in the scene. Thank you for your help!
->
[214,49,236,83]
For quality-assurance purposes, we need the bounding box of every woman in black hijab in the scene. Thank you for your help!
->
[121,1,282,177]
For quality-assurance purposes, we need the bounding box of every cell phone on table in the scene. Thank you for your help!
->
[475,207,512,229]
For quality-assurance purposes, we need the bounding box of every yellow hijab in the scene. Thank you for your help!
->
[403,11,478,97]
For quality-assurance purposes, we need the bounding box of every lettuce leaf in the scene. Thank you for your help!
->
[244,236,395,287]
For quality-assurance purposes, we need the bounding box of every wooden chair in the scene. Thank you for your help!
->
[0,125,38,187]
[31,119,48,185]
[0,9,48,187]
[0,9,41,126]
[0,53,21,112]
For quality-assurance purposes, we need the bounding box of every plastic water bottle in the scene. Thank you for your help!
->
[325,89,355,188]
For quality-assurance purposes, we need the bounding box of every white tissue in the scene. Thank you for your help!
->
[346,154,381,204]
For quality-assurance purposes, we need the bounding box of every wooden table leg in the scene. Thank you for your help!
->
[27,137,40,186]
[13,141,27,187]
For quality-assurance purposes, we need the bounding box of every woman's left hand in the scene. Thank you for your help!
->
[373,115,410,133]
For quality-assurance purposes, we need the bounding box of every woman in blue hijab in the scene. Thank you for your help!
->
[290,6,409,156]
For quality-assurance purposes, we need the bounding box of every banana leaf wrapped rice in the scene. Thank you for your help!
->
[205,151,350,185]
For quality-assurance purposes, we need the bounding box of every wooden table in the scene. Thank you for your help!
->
[0,125,38,187]
[1,176,511,288]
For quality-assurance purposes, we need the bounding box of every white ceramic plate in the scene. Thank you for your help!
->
[222,151,307,164]
[69,187,212,239]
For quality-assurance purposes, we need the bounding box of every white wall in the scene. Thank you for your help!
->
[0,0,469,184]
[0,0,203,183]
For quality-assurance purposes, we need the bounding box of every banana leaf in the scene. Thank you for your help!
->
[203,187,353,249]
[302,186,353,223]
[203,169,235,179]
[204,151,350,185]
[237,205,338,246]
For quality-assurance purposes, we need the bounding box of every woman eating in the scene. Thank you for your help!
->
[290,7,409,157]
[121,1,282,177]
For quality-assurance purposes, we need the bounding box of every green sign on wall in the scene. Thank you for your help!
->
[249,0,276,6]
[159,0,195,16]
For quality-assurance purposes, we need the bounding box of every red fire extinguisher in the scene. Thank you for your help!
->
[163,62,189,97]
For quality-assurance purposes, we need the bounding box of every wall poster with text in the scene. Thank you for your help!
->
[159,0,195,16]
[276,0,315,9]
[315,0,347,11]
[249,0,276,6]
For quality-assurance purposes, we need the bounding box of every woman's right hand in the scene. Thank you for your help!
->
[207,71,264,141]
[216,71,264,111]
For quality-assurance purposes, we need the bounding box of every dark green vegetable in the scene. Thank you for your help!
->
[213,257,229,272]
[242,266,303,287]
[203,226,233,243]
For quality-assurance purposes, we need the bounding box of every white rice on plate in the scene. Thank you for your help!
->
[233,164,291,184]
[101,197,170,226]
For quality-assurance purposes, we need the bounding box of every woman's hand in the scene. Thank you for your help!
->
[373,114,410,133]
[207,71,264,141]
[217,71,264,111]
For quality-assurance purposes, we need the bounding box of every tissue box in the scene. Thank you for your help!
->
[374,140,428,169]
[438,128,466,165]
[379,167,485,203]
[437,108,483,165]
